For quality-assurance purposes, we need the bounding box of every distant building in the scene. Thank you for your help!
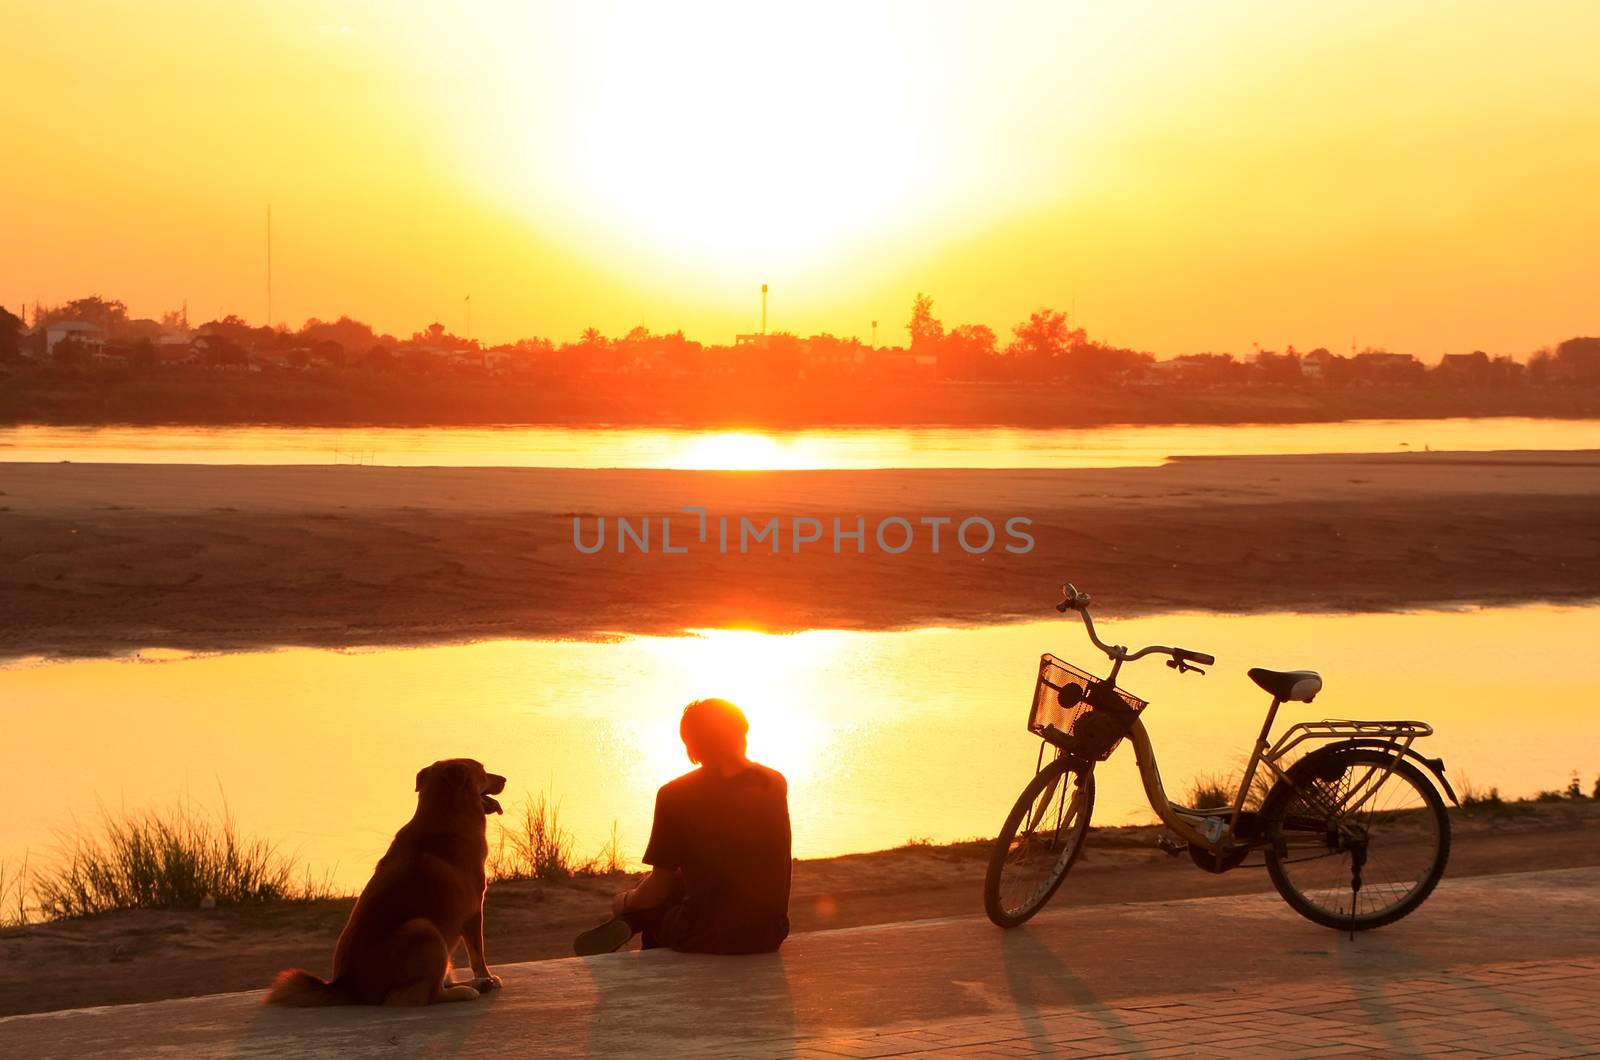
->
[1301,349,1340,382]
[44,321,105,358]
[1437,351,1491,383]
[158,344,200,367]
[1351,351,1423,383]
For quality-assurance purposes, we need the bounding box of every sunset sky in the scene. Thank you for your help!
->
[3,0,1597,355]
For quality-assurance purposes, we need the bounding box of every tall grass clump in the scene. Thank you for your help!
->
[0,859,30,927]
[32,801,334,919]
[1184,769,1271,812]
[1532,770,1595,803]
[488,794,626,881]
[1459,780,1503,808]
[489,794,578,881]
[590,821,627,876]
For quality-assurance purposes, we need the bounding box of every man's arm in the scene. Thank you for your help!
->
[620,785,682,915]
[613,867,678,916]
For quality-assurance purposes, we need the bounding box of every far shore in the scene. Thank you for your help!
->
[1,450,1598,659]
[2,369,1599,429]
[1,798,1593,1017]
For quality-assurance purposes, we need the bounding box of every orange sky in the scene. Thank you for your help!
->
[3,1,1597,355]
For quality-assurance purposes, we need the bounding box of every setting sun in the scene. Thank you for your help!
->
[479,4,935,276]
[6,2,1598,352]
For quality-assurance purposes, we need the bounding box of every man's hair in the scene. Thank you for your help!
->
[680,698,749,765]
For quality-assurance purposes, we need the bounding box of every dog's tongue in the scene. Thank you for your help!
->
[481,794,503,815]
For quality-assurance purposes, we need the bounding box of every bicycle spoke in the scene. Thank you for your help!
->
[1269,750,1446,927]
[992,765,1092,921]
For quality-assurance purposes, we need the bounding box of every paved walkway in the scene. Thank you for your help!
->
[3,868,1597,1058]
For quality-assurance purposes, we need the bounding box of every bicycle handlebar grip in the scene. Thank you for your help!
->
[1180,649,1216,666]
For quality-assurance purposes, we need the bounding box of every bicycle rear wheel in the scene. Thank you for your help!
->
[1263,746,1450,931]
[984,755,1094,928]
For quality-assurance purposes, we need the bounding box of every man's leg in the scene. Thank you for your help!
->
[626,875,688,950]
[573,875,686,956]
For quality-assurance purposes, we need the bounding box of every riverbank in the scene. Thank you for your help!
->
[1,798,1593,1017]
[1,450,1598,658]
[3,368,1599,428]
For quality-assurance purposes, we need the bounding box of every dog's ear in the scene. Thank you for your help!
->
[415,764,433,792]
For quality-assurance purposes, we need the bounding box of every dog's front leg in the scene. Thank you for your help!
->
[463,908,501,992]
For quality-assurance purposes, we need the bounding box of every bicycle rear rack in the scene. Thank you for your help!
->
[1267,719,1433,763]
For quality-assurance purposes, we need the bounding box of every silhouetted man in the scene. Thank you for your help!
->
[574,698,791,955]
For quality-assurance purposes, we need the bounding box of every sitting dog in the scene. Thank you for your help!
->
[266,758,507,1006]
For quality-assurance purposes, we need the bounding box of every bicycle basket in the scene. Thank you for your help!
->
[1029,654,1147,761]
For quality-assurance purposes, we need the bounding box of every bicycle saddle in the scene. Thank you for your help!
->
[1248,668,1322,703]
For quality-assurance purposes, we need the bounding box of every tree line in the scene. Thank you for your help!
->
[2,293,1597,387]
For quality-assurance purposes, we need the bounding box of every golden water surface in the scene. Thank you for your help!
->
[2,418,1596,469]
[2,604,1593,892]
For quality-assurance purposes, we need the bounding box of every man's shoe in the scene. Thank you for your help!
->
[573,918,634,957]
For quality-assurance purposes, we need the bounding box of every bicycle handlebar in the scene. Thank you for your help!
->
[1058,583,1214,669]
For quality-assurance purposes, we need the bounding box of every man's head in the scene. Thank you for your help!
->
[680,698,749,767]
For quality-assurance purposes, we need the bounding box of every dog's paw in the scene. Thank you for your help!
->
[471,973,502,992]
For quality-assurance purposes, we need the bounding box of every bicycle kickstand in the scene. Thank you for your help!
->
[1348,845,1367,941]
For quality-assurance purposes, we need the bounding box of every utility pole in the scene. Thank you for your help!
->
[266,204,273,328]
[871,320,878,348]
[760,283,768,335]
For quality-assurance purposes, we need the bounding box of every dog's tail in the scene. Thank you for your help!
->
[265,969,356,1006]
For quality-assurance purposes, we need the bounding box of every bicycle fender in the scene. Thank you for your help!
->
[1312,739,1460,806]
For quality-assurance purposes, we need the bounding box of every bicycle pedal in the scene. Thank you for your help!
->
[1155,834,1186,857]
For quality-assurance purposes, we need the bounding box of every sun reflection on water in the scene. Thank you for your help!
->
[2,604,1596,890]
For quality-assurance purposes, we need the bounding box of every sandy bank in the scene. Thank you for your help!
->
[0,450,1597,657]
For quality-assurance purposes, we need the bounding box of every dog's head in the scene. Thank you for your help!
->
[414,758,507,816]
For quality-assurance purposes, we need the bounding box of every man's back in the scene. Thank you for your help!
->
[643,761,791,953]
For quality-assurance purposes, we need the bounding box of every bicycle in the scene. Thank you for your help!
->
[983,584,1457,934]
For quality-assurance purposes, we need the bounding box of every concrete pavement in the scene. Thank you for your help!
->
[2,867,1597,1058]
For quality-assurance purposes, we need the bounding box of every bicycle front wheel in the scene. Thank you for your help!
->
[984,755,1095,928]
[1263,746,1450,931]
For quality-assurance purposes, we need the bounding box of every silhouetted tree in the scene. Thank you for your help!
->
[197,333,247,367]
[1527,348,1552,384]
[299,316,377,355]
[907,293,944,354]
[0,305,22,361]
[51,337,93,366]
[761,333,805,380]
[1009,309,1085,379]
[127,337,158,369]
[1254,349,1303,384]
[1074,342,1153,383]
[115,318,166,343]
[199,314,275,351]
[1556,337,1600,383]
[311,339,345,367]
[941,323,996,379]
[36,295,127,333]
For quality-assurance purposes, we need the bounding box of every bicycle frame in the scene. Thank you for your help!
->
[1059,586,1436,853]
[1119,710,1435,853]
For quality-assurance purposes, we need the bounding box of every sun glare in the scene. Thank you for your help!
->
[633,628,842,786]
[670,431,820,471]
[448,2,952,282]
